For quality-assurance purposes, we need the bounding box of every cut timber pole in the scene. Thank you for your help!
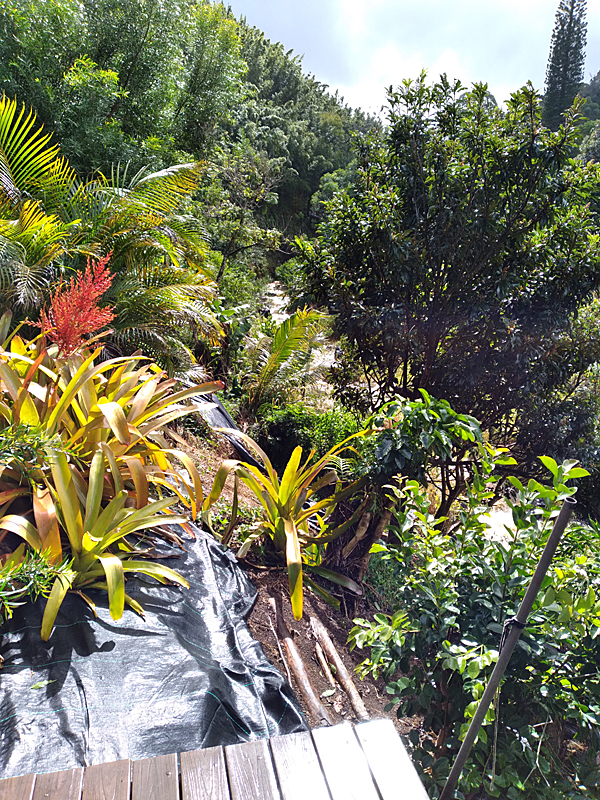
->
[439,497,576,800]
[315,642,337,688]
[269,596,333,726]
[310,615,370,721]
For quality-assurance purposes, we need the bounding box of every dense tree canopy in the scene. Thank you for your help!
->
[301,74,600,465]
[221,21,378,231]
[0,2,376,237]
[580,69,600,123]
[0,0,246,172]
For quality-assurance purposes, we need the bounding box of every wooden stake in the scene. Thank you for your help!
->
[310,615,369,721]
[269,596,332,726]
[315,642,336,688]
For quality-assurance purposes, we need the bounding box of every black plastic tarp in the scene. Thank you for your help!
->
[0,526,306,779]
[195,394,262,470]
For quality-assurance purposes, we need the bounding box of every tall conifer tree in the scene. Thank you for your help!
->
[542,0,587,130]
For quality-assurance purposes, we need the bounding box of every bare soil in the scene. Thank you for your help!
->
[246,566,419,735]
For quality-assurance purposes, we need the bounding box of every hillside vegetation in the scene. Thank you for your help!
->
[1,1,600,797]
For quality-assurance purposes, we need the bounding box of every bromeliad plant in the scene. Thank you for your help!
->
[0,277,223,636]
[0,309,220,522]
[205,430,367,619]
[37,448,190,639]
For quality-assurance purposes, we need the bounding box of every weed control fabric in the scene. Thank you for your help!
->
[0,527,307,778]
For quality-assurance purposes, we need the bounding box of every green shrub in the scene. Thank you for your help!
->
[350,457,600,799]
[219,256,270,312]
[256,403,359,473]
[0,548,72,623]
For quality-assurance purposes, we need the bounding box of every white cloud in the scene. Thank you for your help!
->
[335,44,473,113]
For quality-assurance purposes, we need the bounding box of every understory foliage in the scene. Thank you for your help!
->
[255,402,359,473]
[350,457,600,798]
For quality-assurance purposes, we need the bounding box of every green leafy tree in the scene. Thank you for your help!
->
[0,0,84,127]
[56,56,135,174]
[350,458,600,798]
[300,75,600,465]
[196,141,283,285]
[172,1,246,153]
[542,0,587,130]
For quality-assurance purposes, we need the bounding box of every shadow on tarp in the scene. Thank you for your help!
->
[0,526,307,778]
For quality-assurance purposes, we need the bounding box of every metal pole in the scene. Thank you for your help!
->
[439,497,576,800]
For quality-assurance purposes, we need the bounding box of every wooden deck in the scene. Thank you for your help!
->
[0,720,428,800]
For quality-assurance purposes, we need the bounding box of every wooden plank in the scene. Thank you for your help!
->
[270,731,331,800]
[180,746,229,800]
[225,739,280,800]
[32,768,84,800]
[82,759,131,800]
[0,773,36,800]
[311,724,379,800]
[132,754,178,800]
[355,719,429,800]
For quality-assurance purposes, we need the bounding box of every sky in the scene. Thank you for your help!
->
[227,0,600,114]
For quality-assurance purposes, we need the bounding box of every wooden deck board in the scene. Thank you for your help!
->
[82,760,131,800]
[2,720,428,799]
[132,754,178,800]
[180,746,229,800]
[355,719,429,800]
[0,773,36,800]
[311,723,380,800]
[225,739,280,800]
[270,731,331,800]
[32,768,84,800]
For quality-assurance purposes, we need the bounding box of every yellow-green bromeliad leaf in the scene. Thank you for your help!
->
[284,517,303,620]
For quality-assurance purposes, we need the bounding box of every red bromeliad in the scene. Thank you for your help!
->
[40,253,115,356]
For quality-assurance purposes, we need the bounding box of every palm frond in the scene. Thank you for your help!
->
[0,201,69,307]
[245,308,327,413]
[0,96,62,206]
[0,234,26,296]
[109,325,208,380]
[126,162,206,216]
[37,155,79,216]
